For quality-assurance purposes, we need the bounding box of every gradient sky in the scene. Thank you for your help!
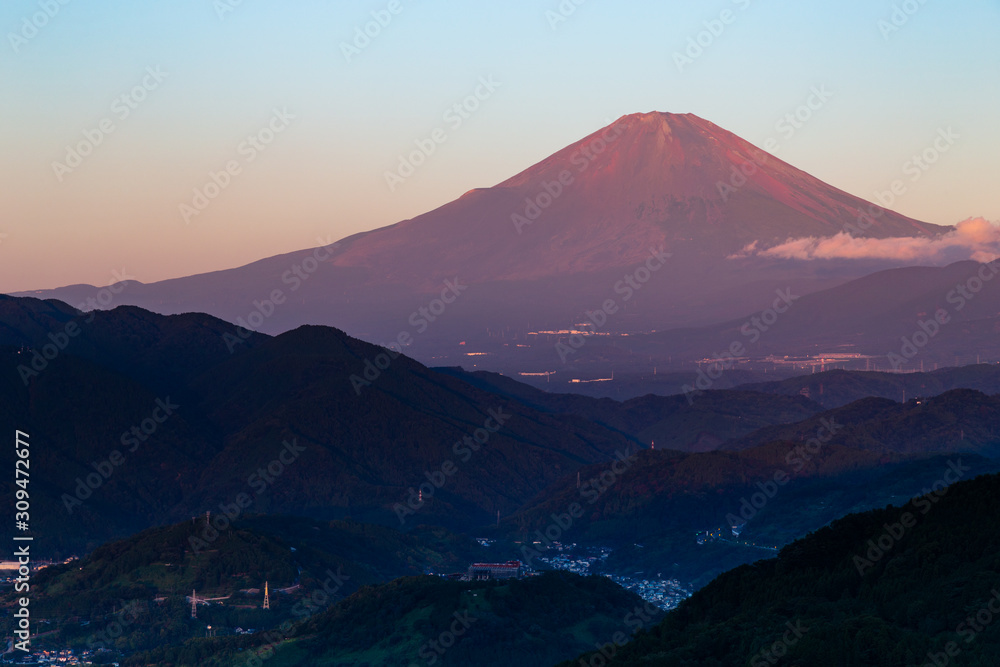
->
[1,0,997,293]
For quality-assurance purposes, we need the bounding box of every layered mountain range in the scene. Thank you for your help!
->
[4,294,999,568]
[4,294,1000,665]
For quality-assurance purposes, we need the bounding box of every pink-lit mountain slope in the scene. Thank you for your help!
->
[323,112,941,286]
[16,112,948,350]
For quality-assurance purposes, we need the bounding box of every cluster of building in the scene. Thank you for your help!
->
[533,543,611,576]
[0,648,110,665]
[607,575,691,611]
[530,542,693,610]
[0,557,78,582]
[466,561,524,580]
[696,528,779,552]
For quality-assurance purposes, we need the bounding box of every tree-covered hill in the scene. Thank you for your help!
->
[0,296,639,554]
[562,471,1000,666]
[726,389,1000,456]
[128,572,662,667]
[738,363,1000,409]
[0,515,485,656]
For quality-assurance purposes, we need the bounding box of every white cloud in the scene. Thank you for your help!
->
[731,218,1000,263]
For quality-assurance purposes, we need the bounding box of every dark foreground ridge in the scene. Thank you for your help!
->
[562,471,1000,666]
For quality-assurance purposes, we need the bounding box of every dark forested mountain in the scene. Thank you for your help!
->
[5,293,998,558]
[500,387,1000,586]
[0,515,485,657]
[435,367,822,451]
[129,572,662,667]
[0,296,638,554]
[562,472,1000,666]
[724,388,1000,455]
[738,363,1000,408]
[506,442,1000,587]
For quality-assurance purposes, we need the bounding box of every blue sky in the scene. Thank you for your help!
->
[1,0,997,291]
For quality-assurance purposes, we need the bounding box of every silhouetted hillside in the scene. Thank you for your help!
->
[739,363,1000,408]
[0,296,637,554]
[725,389,1000,456]
[507,444,1000,587]
[0,516,484,655]
[563,472,1000,665]
[435,367,822,451]
[130,572,661,667]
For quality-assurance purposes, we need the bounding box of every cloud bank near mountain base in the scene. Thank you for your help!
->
[732,218,999,264]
